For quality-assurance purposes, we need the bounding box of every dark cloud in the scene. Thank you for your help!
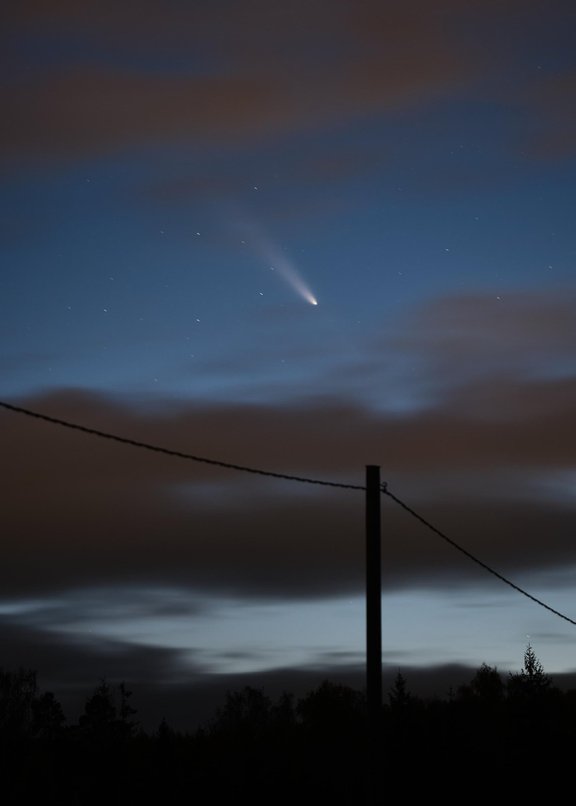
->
[0,616,194,725]
[526,71,576,158]
[0,618,189,687]
[1,363,575,601]
[402,291,576,359]
[373,290,576,405]
[1,0,571,174]
[1,1,517,160]
[0,614,240,731]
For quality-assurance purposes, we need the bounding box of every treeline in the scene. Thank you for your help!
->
[1,645,575,803]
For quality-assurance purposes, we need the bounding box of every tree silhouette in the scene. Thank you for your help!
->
[78,679,137,742]
[457,663,504,704]
[3,656,576,802]
[500,643,564,783]
[388,672,413,709]
[208,686,272,742]
[31,691,66,740]
[507,644,554,700]
[297,680,364,730]
[0,667,38,741]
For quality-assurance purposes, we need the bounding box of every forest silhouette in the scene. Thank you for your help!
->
[1,645,574,803]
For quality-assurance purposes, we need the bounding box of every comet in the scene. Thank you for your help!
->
[268,253,318,307]
[233,216,318,306]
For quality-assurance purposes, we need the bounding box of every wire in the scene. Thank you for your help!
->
[382,486,576,628]
[2,398,575,626]
[0,400,363,490]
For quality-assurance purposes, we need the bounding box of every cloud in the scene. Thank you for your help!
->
[0,614,222,729]
[1,1,498,161]
[0,617,189,686]
[2,0,572,173]
[402,291,576,359]
[368,290,576,406]
[1,369,575,602]
[525,71,576,158]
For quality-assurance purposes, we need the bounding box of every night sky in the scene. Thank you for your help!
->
[2,0,576,729]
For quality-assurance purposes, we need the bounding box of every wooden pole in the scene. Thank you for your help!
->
[365,465,382,727]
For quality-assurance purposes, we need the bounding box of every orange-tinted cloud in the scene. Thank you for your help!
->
[5,0,571,164]
[1,373,575,601]
[524,71,576,158]
[1,1,485,160]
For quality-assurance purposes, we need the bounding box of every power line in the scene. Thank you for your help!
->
[382,484,576,628]
[0,400,363,490]
[2,398,575,627]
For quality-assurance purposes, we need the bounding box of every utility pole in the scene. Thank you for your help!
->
[365,465,382,727]
[365,465,382,804]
